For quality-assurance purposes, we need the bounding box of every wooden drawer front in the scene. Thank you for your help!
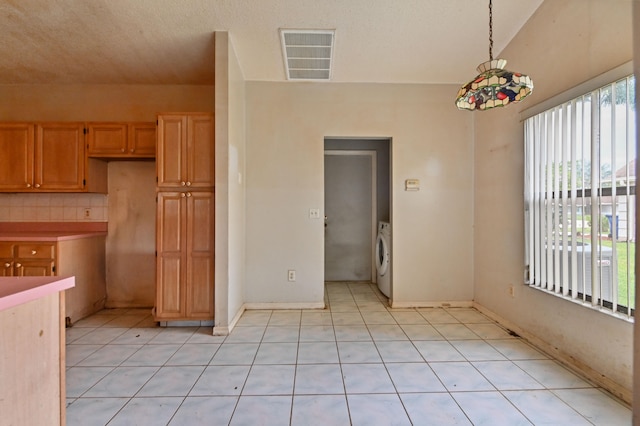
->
[16,244,55,259]
[0,243,14,258]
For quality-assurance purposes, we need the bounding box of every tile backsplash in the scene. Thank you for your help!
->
[0,193,108,222]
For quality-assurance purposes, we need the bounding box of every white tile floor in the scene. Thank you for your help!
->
[66,282,632,425]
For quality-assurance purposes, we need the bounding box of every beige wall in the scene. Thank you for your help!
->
[473,0,634,400]
[244,82,474,307]
[105,161,156,307]
[1,84,214,121]
[213,32,248,332]
[226,36,247,324]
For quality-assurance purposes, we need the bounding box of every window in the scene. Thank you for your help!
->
[524,75,636,319]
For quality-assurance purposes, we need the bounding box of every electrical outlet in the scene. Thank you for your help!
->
[287,270,296,282]
[309,209,321,219]
[83,208,91,219]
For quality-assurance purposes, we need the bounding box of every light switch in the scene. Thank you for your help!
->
[405,179,420,191]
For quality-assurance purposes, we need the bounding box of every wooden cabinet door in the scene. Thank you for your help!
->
[87,123,127,156]
[87,122,155,158]
[185,191,215,319]
[186,115,215,190]
[14,243,56,276]
[0,260,13,276]
[35,123,85,191]
[155,191,214,321]
[157,114,213,189]
[129,123,156,157]
[0,123,34,191]
[15,260,55,276]
[157,115,187,188]
[0,242,14,277]
[156,192,187,319]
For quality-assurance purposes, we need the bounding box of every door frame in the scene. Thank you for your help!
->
[324,150,377,282]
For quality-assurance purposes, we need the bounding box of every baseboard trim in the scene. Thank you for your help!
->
[390,300,474,309]
[243,302,326,310]
[160,319,214,327]
[473,302,632,406]
[213,304,246,336]
[212,325,229,336]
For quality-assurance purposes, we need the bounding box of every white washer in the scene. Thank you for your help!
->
[375,221,391,297]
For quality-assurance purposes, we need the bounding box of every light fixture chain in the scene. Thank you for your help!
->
[489,0,493,61]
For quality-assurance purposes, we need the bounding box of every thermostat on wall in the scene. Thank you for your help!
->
[405,179,420,191]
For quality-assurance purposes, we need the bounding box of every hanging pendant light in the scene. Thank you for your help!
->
[455,0,533,111]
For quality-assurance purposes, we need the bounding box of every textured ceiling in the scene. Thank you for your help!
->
[0,0,543,85]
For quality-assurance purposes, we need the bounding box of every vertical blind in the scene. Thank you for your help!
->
[524,75,636,318]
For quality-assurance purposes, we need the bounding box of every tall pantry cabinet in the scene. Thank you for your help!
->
[154,113,215,322]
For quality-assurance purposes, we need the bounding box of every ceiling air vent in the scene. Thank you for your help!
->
[280,29,335,81]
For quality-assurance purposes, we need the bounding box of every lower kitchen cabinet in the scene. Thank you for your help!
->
[0,237,106,323]
[155,191,214,321]
[0,242,55,276]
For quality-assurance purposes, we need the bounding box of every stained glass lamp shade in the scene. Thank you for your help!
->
[455,59,533,111]
[454,0,534,111]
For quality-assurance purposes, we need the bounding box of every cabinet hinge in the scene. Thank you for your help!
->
[52,266,56,273]
[83,128,88,135]
[83,179,86,186]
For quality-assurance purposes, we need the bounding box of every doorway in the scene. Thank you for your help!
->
[324,150,376,281]
[324,138,391,284]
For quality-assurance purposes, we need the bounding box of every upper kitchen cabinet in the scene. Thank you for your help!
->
[0,123,35,191]
[157,114,214,189]
[36,123,85,191]
[87,122,156,159]
[0,122,107,193]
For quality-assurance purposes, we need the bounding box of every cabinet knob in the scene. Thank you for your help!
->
[186,192,192,197]
[181,181,186,186]
[130,148,134,153]
[4,263,10,268]
[34,183,41,188]
[31,250,37,255]
[26,183,31,188]
[121,148,125,153]
[15,263,21,268]
[180,193,186,198]
[186,181,192,187]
